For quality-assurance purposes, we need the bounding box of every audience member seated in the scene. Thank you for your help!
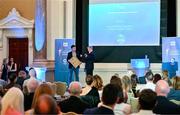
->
[131,74,138,97]
[59,81,89,114]
[23,68,37,87]
[80,75,100,107]
[110,75,132,115]
[47,82,59,97]
[139,71,155,92]
[133,89,156,115]
[84,84,119,114]
[167,76,180,101]
[122,75,134,103]
[24,78,39,111]
[16,70,26,88]
[1,87,24,115]
[92,75,103,98]
[34,94,61,114]
[153,73,162,84]
[25,83,54,114]
[81,75,94,96]
[0,78,7,88]
[153,80,180,114]
[162,70,172,85]
[4,73,21,90]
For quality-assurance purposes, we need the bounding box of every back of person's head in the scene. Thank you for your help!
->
[122,75,131,91]
[139,89,157,110]
[29,68,37,78]
[34,94,59,114]
[2,58,8,64]
[110,75,122,90]
[131,74,138,88]
[18,70,27,78]
[172,76,180,90]
[85,75,93,85]
[68,81,82,96]
[32,83,54,108]
[110,76,124,103]
[1,87,24,115]
[102,84,119,106]
[153,73,162,84]
[162,70,168,78]
[8,73,17,83]
[27,78,39,93]
[49,82,57,95]
[145,70,154,81]
[155,80,170,97]
[93,74,103,90]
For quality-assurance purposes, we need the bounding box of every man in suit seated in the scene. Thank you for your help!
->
[58,81,89,114]
[153,80,180,114]
[84,84,119,115]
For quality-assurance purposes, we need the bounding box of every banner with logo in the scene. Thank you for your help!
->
[55,38,75,83]
[162,37,180,75]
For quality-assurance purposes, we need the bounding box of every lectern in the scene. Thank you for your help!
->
[131,59,150,83]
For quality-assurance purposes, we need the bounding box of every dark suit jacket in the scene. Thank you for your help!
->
[84,52,95,70]
[153,96,180,114]
[67,51,81,69]
[58,96,89,114]
[84,106,114,115]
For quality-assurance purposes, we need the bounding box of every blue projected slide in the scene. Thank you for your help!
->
[89,1,160,46]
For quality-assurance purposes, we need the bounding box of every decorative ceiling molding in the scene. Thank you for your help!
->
[0,8,34,29]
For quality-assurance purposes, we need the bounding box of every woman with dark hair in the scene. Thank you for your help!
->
[80,75,100,107]
[8,58,17,76]
[153,73,162,84]
[110,75,132,115]
[0,58,9,81]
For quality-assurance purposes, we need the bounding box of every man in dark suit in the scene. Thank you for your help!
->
[83,46,95,75]
[67,45,81,85]
[84,84,119,115]
[153,80,180,114]
[58,81,89,114]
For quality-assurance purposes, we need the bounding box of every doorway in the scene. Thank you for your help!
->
[9,38,28,71]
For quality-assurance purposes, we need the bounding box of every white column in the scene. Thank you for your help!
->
[64,0,76,38]
[47,0,64,60]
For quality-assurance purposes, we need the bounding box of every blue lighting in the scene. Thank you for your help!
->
[26,67,47,81]
[35,0,45,51]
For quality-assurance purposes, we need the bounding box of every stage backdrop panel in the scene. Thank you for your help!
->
[162,37,180,74]
[55,39,75,83]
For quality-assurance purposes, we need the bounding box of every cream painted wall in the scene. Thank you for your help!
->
[177,0,180,36]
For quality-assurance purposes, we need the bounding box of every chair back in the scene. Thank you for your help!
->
[55,82,67,96]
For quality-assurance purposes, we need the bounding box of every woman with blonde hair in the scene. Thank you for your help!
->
[92,74,103,91]
[1,87,24,115]
[121,75,134,103]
